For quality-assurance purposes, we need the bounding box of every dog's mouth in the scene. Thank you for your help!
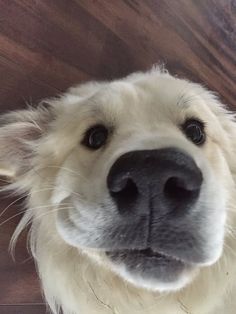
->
[129,247,183,260]
[106,247,194,289]
[106,247,187,265]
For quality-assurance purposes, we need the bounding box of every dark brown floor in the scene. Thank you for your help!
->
[0,1,235,313]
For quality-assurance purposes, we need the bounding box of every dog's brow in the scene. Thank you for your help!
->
[176,90,204,109]
[89,106,103,115]
[84,100,105,116]
[176,93,191,109]
[83,103,110,123]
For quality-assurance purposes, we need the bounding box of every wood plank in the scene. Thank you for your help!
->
[0,305,46,314]
[0,196,44,304]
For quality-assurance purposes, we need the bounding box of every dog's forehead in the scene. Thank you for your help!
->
[78,76,199,123]
[62,75,210,134]
[92,75,199,113]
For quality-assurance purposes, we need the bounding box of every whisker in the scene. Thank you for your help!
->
[225,226,236,240]
[0,177,11,183]
[10,202,72,221]
[20,256,33,264]
[27,202,72,212]
[9,205,75,257]
[39,165,88,181]
[0,210,27,227]
[0,187,59,219]
[29,206,75,223]
[224,243,236,258]
[0,206,74,227]
[0,183,92,219]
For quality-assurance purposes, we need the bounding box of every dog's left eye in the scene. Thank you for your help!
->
[182,119,206,145]
[82,125,109,150]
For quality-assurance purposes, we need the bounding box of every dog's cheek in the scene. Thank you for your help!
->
[203,141,232,187]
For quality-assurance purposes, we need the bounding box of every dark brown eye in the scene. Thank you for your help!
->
[182,119,206,145]
[82,125,108,150]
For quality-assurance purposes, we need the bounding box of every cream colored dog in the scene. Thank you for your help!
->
[1,67,236,314]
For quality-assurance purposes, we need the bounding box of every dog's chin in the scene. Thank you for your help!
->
[105,248,198,292]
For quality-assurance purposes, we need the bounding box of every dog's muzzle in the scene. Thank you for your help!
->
[105,147,204,285]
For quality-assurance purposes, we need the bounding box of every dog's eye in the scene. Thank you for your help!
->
[82,125,109,150]
[182,119,206,145]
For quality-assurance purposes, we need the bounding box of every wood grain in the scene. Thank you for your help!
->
[0,0,235,312]
[0,305,46,314]
[0,195,43,305]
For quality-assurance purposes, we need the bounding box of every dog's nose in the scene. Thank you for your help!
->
[107,148,203,216]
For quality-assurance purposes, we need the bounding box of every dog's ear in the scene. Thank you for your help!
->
[0,106,53,178]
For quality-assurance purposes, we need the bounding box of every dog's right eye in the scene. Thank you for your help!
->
[82,125,109,150]
[182,119,206,145]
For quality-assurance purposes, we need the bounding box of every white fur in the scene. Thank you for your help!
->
[1,67,236,314]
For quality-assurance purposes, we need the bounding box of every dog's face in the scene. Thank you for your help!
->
[1,69,235,293]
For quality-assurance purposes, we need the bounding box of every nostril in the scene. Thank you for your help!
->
[164,177,200,204]
[110,178,139,210]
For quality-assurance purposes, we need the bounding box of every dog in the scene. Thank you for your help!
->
[1,67,236,314]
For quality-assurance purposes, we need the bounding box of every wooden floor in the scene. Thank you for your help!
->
[0,1,235,313]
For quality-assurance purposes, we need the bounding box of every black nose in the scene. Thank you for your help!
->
[107,148,203,216]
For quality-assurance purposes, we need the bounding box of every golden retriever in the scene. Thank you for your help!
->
[1,67,236,314]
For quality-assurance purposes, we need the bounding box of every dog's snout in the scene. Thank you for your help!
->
[107,148,203,215]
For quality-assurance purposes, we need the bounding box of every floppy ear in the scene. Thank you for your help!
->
[0,106,53,178]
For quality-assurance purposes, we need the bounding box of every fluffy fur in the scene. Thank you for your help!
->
[1,67,236,314]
